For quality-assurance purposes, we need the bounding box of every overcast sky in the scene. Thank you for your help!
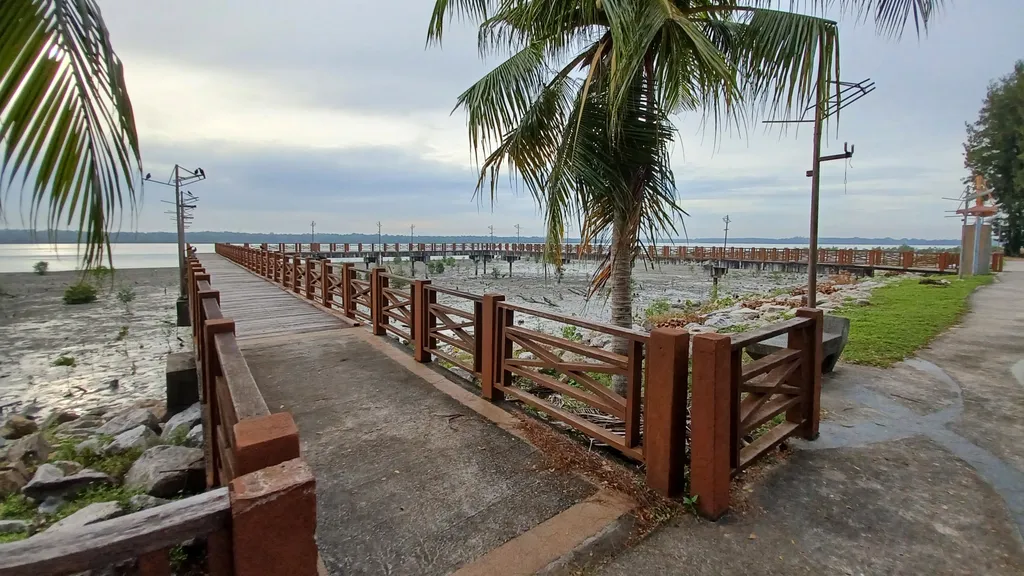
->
[95,0,1023,239]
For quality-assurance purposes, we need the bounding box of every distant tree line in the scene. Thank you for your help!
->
[965,61,1024,256]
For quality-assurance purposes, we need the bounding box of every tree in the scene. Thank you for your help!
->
[964,62,1024,256]
[428,0,940,394]
[1,0,141,267]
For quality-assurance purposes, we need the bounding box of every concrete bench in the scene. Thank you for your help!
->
[745,314,850,373]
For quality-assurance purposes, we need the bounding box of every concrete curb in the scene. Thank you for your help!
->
[535,512,636,576]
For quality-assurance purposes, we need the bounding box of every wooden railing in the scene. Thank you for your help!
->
[214,244,828,519]
[689,308,823,519]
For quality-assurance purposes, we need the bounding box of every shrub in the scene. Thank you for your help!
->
[64,282,97,304]
[427,260,445,274]
[89,265,113,279]
[116,286,136,312]
[33,261,49,275]
[561,325,582,342]
[52,355,76,367]
[645,298,672,319]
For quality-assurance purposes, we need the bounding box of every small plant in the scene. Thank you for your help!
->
[89,264,114,280]
[63,282,97,304]
[115,325,130,342]
[490,267,500,279]
[0,494,35,520]
[426,260,445,274]
[52,355,76,367]
[682,495,699,514]
[560,325,583,342]
[645,298,672,320]
[116,285,136,312]
[33,261,49,275]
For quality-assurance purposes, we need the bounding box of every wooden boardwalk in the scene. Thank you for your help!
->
[200,254,345,339]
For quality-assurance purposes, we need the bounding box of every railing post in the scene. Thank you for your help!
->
[201,316,231,489]
[303,258,313,300]
[472,299,484,374]
[413,280,433,362]
[230,458,318,576]
[480,293,506,401]
[321,260,331,307]
[370,267,385,335]
[291,256,301,294]
[689,332,733,520]
[645,328,689,498]
[341,264,355,319]
[793,308,823,439]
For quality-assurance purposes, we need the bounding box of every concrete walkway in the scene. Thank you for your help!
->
[199,253,634,575]
[599,262,1024,575]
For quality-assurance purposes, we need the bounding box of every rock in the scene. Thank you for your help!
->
[37,496,64,515]
[588,333,612,349]
[517,352,536,361]
[129,494,169,510]
[703,314,733,328]
[160,403,201,440]
[684,323,719,334]
[125,445,204,498]
[1,415,38,440]
[0,519,30,535]
[0,461,29,496]
[46,501,123,532]
[76,437,109,455]
[54,417,102,439]
[185,424,204,447]
[51,460,84,475]
[6,432,50,466]
[40,410,79,430]
[105,425,158,455]
[95,408,160,437]
[728,309,761,323]
[758,304,790,314]
[21,465,114,501]
[132,399,168,423]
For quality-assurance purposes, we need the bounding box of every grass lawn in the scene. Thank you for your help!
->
[833,274,994,367]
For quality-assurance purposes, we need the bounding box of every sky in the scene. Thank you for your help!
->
[91,0,1024,240]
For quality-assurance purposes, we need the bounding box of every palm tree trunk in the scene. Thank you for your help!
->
[609,220,633,397]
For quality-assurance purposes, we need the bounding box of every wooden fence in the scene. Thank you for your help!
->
[215,243,836,518]
[0,251,319,576]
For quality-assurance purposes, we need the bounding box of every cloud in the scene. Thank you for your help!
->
[86,0,1024,240]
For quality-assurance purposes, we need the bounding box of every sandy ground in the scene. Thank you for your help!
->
[0,269,188,418]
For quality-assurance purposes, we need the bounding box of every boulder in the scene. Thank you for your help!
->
[0,461,29,497]
[1,415,38,440]
[517,352,536,361]
[40,410,79,430]
[124,445,204,498]
[6,432,50,466]
[46,501,123,532]
[758,304,790,314]
[684,323,718,334]
[76,437,109,455]
[0,519,30,535]
[728,308,761,322]
[51,460,84,475]
[129,494,169,510]
[185,424,204,447]
[160,403,201,441]
[703,314,733,329]
[105,425,158,455]
[95,408,160,437]
[54,417,102,439]
[132,399,168,423]
[21,464,114,501]
[37,496,64,515]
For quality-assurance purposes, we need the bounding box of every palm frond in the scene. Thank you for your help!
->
[790,0,944,38]
[0,0,141,268]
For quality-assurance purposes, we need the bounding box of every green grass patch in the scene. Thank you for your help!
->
[0,494,36,520]
[0,532,28,544]
[49,438,140,479]
[49,485,142,522]
[833,275,994,367]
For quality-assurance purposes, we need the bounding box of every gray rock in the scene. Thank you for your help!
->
[37,496,64,515]
[588,333,613,349]
[21,465,114,501]
[96,408,160,436]
[46,501,123,532]
[703,314,733,328]
[160,403,201,440]
[51,460,84,475]
[184,424,204,447]
[54,417,102,439]
[129,494,169,510]
[131,399,168,423]
[124,445,204,498]
[40,410,79,430]
[684,323,718,334]
[758,304,790,314]
[0,519,30,535]
[0,461,29,497]
[1,415,38,440]
[6,432,50,466]
[105,425,157,455]
[76,437,109,455]
[727,308,761,322]
[517,352,536,361]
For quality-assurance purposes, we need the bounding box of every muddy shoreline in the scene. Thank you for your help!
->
[0,269,188,418]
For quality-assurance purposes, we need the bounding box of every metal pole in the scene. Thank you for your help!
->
[722,215,730,251]
[807,74,824,309]
[175,164,186,298]
[973,215,983,275]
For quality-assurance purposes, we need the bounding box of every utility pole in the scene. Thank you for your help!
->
[515,223,521,244]
[146,165,205,326]
[410,224,415,248]
[174,165,185,297]
[722,215,731,250]
[310,221,316,244]
[377,221,382,265]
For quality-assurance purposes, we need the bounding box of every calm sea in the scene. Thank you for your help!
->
[0,242,957,274]
[0,243,216,273]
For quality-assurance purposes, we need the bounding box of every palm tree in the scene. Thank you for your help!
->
[428,0,940,395]
[1,0,141,267]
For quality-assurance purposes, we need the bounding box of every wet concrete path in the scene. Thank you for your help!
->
[599,262,1024,575]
